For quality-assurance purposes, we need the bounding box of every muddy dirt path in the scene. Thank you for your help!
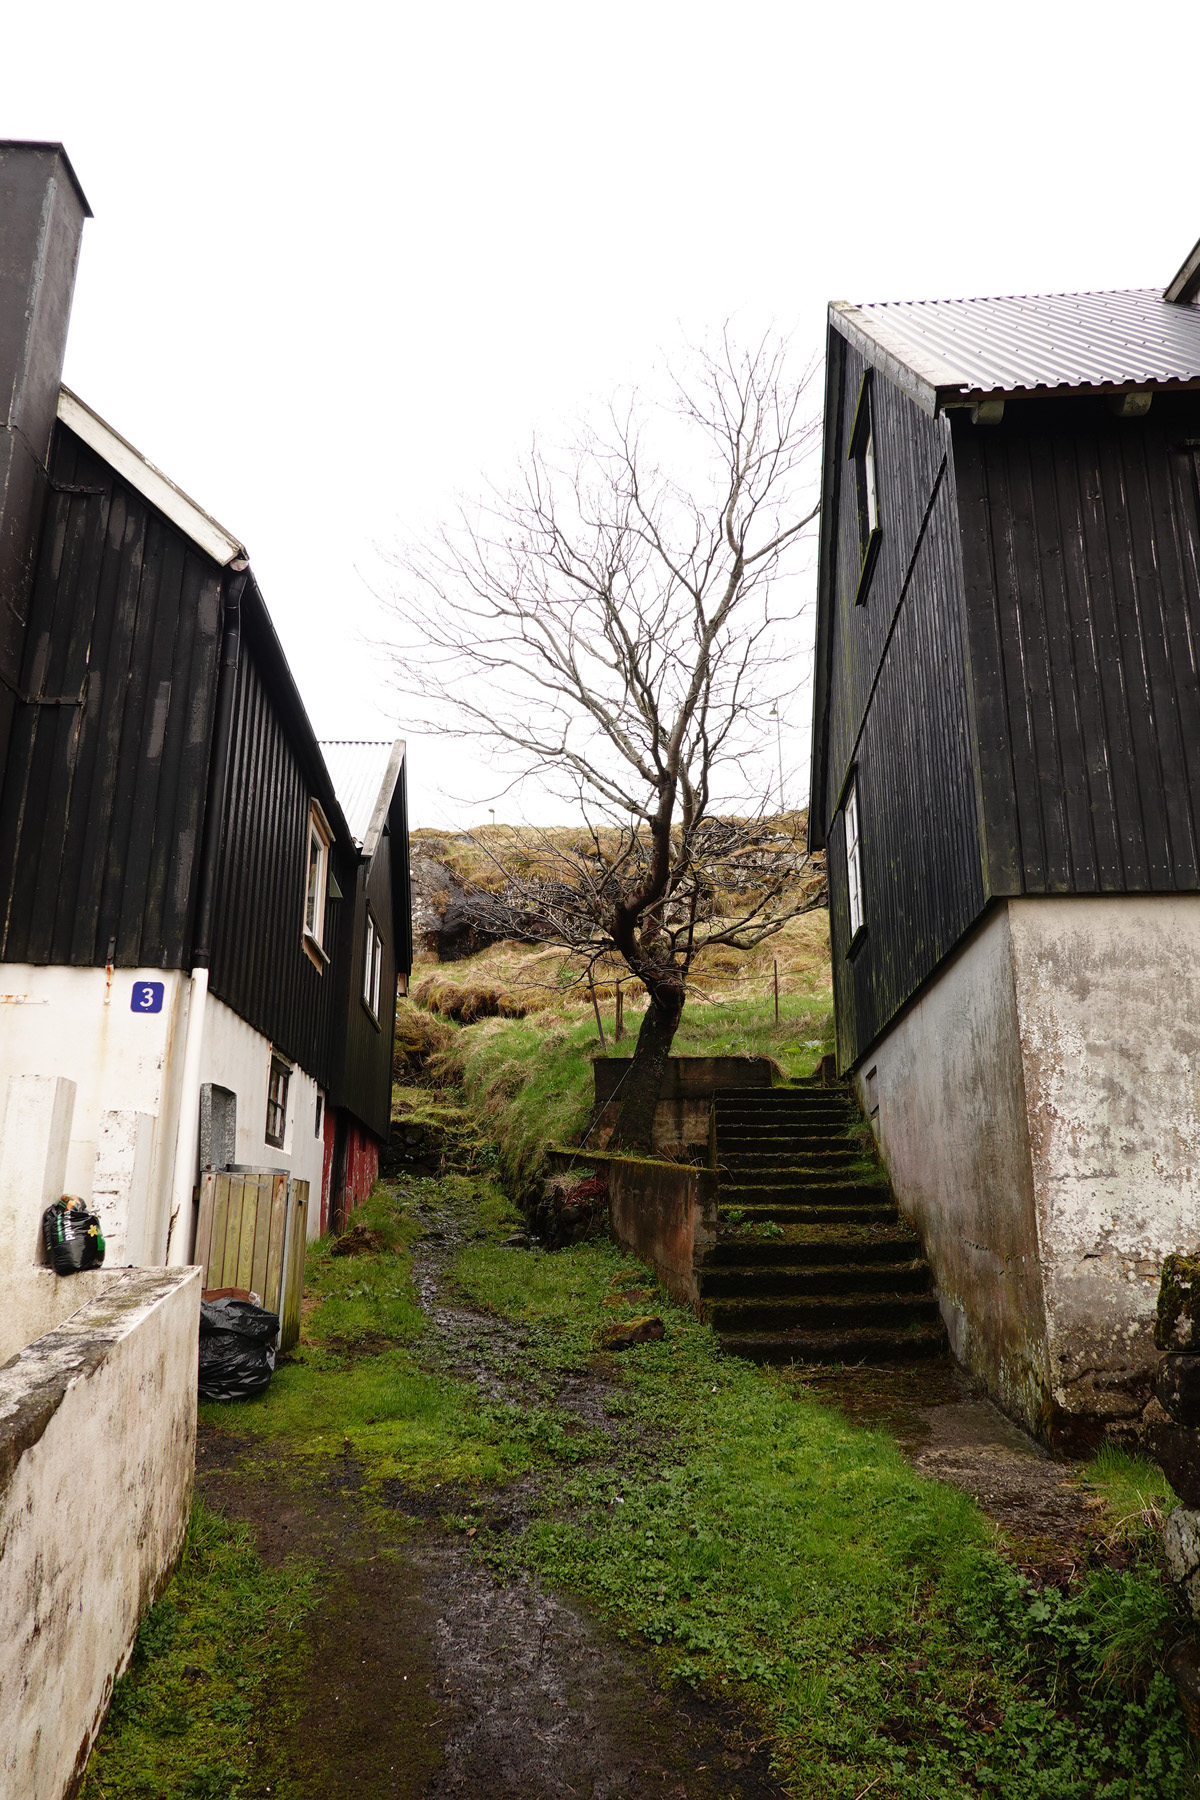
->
[197,1194,788,1800]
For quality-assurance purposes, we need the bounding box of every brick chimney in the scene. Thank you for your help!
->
[0,141,90,789]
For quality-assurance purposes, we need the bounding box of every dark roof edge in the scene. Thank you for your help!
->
[0,140,92,217]
[1166,235,1200,306]
[807,327,844,853]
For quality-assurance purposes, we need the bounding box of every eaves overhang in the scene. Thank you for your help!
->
[830,289,1200,419]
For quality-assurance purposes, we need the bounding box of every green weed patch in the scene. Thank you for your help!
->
[455,1223,1196,1800]
[81,1499,320,1800]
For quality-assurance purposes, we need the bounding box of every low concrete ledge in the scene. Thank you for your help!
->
[547,1146,718,1305]
[0,1266,201,1800]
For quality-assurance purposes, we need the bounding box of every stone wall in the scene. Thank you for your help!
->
[0,1267,200,1800]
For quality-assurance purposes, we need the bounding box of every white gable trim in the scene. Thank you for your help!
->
[362,739,405,860]
[57,387,247,567]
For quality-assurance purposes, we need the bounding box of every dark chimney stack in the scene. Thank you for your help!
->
[0,141,90,787]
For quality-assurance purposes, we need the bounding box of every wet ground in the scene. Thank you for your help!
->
[196,1193,788,1800]
[196,1194,1111,1797]
[795,1359,1107,1577]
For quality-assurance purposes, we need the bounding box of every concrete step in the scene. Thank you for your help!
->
[701,1260,933,1299]
[706,1291,942,1332]
[717,1129,854,1147]
[714,1320,948,1365]
[716,1102,854,1120]
[724,1200,898,1225]
[721,1144,861,1161]
[708,1227,921,1266]
[721,1179,889,1205]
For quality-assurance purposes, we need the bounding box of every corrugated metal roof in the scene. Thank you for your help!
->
[831,289,1200,415]
[318,739,403,852]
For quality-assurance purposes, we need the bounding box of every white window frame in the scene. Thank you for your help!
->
[846,781,865,942]
[265,1053,291,1150]
[304,801,332,966]
[362,909,383,1022]
[863,426,878,536]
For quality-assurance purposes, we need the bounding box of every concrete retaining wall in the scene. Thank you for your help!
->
[591,1056,773,1151]
[0,1266,200,1800]
[858,895,1200,1444]
[551,1147,718,1304]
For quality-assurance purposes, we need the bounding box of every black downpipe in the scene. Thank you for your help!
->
[191,568,246,969]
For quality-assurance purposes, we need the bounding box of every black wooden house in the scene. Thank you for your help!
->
[0,142,411,1293]
[809,248,1200,1442]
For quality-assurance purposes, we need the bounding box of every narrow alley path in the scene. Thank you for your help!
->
[195,1186,790,1800]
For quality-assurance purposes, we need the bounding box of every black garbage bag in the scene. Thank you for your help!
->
[197,1297,279,1402]
[42,1196,105,1275]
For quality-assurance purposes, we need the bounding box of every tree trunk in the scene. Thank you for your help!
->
[608,980,685,1153]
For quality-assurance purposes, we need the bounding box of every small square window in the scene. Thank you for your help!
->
[305,802,332,956]
[266,1053,291,1150]
[362,910,383,1020]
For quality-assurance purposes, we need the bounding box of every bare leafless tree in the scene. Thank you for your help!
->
[383,332,823,1149]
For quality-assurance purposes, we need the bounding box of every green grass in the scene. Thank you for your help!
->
[436,988,838,1197]
[454,1228,1196,1800]
[87,1160,1196,1800]
[80,1499,320,1800]
[198,1180,549,1488]
[442,1010,603,1192]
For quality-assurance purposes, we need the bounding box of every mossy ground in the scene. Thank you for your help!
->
[84,1174,1197,1800]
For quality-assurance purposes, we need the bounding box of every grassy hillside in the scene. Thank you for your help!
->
[398,901,835,1197]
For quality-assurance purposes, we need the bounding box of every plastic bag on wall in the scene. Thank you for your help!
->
[42,1196,106,1275]
[197,1296,279,1402]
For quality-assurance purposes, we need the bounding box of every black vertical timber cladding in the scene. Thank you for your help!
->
[953,395,1200,900]
[207,629,349,1093]
[337,834,396,1141]
[824,337,986,1071]
[0,425,223,966]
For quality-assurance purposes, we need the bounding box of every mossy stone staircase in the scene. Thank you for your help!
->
[701,1085,946,1363]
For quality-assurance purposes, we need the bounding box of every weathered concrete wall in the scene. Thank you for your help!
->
[1009,896,1200,1432]
[0,1072,123,1363]
[592,1056,773,1151]
[0,1267,199,1800]
[548,1148,719,1304]
[0,966,186,1229]
[856,905,1052,1432]
[858,895,1200,1443]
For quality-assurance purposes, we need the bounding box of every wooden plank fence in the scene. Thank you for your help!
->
[194,1170,309,1350]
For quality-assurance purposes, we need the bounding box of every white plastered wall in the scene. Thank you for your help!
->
[198,993,327,1245]
[0,971,328,1327]
[0,967,189,1302]
[858,895,1200,1440]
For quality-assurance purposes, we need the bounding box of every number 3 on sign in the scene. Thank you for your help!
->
[131,982,164,1014]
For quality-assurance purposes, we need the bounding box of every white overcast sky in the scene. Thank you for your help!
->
[3,0,1197,828]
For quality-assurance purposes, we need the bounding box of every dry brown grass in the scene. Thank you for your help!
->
[408,903,831,1022]
[411,971,533,1024]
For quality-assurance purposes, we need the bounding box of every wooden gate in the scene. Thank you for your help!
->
[194,1171,309,1351]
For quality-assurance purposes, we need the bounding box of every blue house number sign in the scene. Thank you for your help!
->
[131,982,164,1014]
